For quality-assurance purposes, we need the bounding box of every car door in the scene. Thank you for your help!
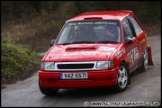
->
[122,18,140,73]
[128,16,147,59]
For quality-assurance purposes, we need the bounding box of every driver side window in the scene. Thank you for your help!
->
[123,19,135,43]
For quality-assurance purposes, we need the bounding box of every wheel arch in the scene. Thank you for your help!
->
[120,60,131,85]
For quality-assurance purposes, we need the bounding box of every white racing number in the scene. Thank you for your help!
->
[130,47,138,65]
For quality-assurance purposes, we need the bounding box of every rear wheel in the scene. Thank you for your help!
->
[139,49,148,72]
[113,62,129,92]
[39,80,58,96]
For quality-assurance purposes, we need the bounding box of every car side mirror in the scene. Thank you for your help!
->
[50,39,55,46]
[125,38,132,44]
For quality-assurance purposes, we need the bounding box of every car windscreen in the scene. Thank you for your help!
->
[56,20,121,45]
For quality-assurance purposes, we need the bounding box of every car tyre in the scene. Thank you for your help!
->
[139,49,148,72]
[113,62,129,92]
[39,80,58,96]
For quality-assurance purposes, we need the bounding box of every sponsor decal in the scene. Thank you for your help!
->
[140,38,146,45]
[127,47,139,65]
[68,21,118,26]
[62,51,101,56]
[99,47,115,51]
[126,43,138,51]
[115,48,126,59]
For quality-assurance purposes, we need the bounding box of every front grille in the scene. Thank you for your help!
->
[57,63,94,69]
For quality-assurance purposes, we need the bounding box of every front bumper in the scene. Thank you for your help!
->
[39,67,118,88]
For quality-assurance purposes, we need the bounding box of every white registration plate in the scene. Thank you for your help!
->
[60,72,88,79]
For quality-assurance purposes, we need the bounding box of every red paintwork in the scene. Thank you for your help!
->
[42,43,120,62]
[39,10,153,89]
[39,67,118,88]
[67,10,134,22]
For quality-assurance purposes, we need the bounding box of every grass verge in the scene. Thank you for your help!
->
[1,39,42,86]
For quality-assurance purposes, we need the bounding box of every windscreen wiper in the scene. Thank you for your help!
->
[97,40,117,43]
[59,41,96,45]
[58,42,73,45]
[72,41,96,44]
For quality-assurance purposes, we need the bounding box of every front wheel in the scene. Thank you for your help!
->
[39,80,58,96]
[113,62,129,92]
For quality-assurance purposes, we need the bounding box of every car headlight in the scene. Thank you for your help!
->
[96,60,114,69]
[41,62,55,71]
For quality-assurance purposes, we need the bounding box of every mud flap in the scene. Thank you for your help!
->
[148,46,154,66]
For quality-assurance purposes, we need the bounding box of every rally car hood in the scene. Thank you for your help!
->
[43,44,121,62]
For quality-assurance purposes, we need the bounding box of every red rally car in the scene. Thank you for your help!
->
[39,10,153,95]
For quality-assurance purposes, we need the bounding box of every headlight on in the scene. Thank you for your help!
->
[41,62,55,71]
[96,60,114,69]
